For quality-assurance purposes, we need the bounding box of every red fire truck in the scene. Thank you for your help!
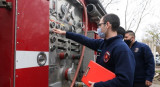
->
[0,0,106,87]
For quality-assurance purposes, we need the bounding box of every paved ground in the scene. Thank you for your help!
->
[155,67,160,70]
[151,84,160,87]
[151,66,160,87]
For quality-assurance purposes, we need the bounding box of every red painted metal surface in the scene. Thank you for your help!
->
[0,0,15,87]
[15,66,49,87]
[88,21,97,31]
[16,0,49,51]
[15,0,49,87]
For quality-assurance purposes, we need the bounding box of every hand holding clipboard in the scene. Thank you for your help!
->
[81,60,116,87]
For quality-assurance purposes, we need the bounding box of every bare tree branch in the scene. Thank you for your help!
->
[100,0,120,10]
[127,18,135,30]
[104,0,114,10]
[135,0,150,33]
[142,13,149,18]
[145,23,160,46]
[125,0,129,30]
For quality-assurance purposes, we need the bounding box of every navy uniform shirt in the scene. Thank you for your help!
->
[66,32,135,87]
[131,41,155,83]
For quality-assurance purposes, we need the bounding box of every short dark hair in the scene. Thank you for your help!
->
[125,30,135,38]
[103,14,120,31]
[117,26,125,37]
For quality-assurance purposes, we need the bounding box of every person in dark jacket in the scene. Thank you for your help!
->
[53,14,135,87]
[117,26,125,38]
[124,30,155,87]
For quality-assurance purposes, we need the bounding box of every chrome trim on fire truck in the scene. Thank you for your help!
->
[14,0,18,86]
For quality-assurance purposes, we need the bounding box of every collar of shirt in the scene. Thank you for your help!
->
[131,41,137,49]
[104,35,123,45]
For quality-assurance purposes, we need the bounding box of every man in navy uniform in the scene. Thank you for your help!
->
[124,30,155,87]
[117,26,125,38]
[53,14,135,87]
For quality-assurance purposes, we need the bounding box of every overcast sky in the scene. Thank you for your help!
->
[101,0,160,41]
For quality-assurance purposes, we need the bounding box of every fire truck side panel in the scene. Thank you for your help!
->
[16,0,49,51]
[0,0,16,87]
[15,66,48,87]
[15,0,49,87]
[15,51,49,87]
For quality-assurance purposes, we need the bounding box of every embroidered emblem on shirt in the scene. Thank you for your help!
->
[134,48,139,52]
[104,51,110,63]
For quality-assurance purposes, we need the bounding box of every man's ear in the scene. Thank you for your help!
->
[132,36,135,41]
[131,37,134,41]
[106,22,111,29]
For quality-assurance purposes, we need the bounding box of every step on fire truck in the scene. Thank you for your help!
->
[0,0,106,87]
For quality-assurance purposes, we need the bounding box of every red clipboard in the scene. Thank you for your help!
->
[81,60,116,87]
